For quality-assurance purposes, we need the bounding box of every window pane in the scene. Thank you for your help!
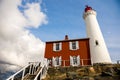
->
[72,41,76,49]
[73,56,77,65]
[56,57,59,65]
[56,43,60,50]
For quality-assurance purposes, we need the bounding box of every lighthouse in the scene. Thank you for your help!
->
[83,6,112,64]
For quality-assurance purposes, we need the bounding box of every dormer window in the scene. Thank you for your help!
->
[53,42,62,51]
[69,41,79,50]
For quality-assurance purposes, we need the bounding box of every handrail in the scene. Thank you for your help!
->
[34,65,44,80]
[7,63,32,80]
[6,61,48,80]
[34,61,49,80]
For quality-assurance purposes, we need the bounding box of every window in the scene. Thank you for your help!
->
[55,57,59,65]
[52,56,62,67]
[53,42,62,51]
[48,59,52,66]
[73,56,77,65]
[72,41,76,49]
[56,43,60,50]
[69,41,79,50]
[70,55,80,66]
[95,40,99,46]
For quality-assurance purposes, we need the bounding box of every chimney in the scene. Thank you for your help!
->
[65,35,68,40]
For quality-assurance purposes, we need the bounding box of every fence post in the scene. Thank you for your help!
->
[64,60,65,67]
[81,59,84,66]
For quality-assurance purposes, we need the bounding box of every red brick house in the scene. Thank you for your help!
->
[44,35,91,67]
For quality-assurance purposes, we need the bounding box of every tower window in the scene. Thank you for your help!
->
[95,40,99,46]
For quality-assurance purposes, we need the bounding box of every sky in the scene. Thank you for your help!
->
[0,0,47,71]
[31,0,120,62]
[0,0,120,73]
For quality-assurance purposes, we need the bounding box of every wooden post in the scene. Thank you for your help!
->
[81,59,84,66]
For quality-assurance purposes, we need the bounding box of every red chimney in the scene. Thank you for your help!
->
[65,35,68,40]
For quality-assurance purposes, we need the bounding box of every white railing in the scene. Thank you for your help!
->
[48,59,91,67]
[34,60,49,80]
[7,63,32,80]
[7,61,49,80]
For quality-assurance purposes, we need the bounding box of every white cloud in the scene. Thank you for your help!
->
[24,3,48,28]
[0,0,47,71]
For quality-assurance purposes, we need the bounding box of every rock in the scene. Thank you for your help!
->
[89,67,96,74]
[66,72,78,79]
[80,76,94,80]
[116,68,120,75]
[105,67,114,73]
[101,72,113,76]
[64,77,72,80]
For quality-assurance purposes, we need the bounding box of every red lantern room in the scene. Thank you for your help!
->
[85,5,92,12]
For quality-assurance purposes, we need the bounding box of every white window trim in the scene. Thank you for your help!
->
[52,57,55,66]
[77,55,80,66]
[70,55,80,66]
[70,56,73,66]
[59,56,62,66]
[69,41,79,50]
[76,41,79,49]
[52,56,62,67]
[53,42,62,51]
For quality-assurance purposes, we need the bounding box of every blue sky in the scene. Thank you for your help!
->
[29,0,120,62]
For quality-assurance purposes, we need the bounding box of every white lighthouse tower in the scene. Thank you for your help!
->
[83,6,111,64]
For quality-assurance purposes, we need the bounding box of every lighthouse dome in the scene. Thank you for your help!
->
[85,5,92,12]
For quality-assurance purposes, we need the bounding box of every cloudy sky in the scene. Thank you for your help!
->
[0,0,120,72]
[0,0,47,71]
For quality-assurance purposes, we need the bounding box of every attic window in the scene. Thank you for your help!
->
[95,40,99,46]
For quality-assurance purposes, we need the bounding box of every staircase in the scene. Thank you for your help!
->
[7,62,48,80]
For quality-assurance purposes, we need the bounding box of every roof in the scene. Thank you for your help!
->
[46,38,89,43]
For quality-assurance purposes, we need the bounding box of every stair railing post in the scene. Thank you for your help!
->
[32,64,35,74]
[21,68,25,80]
[29,64,32,74]
[11,77,14,80]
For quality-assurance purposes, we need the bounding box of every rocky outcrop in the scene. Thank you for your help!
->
[43,64,120,80]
